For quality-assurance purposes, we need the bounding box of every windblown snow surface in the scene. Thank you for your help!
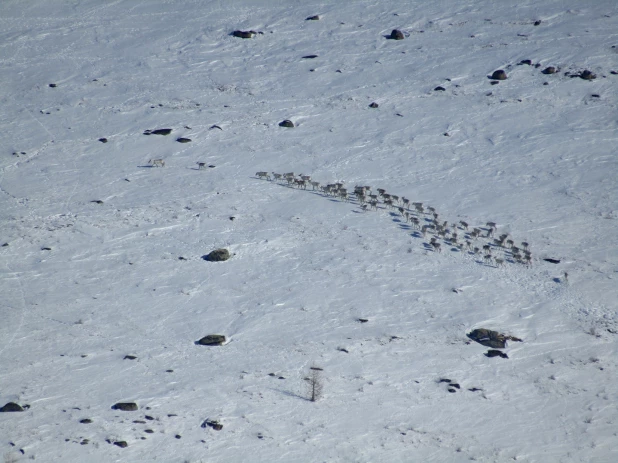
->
[1,0,617,462]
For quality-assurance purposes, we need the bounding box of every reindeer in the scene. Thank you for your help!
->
[272,172,283,182]
[149,159,165,167]
[256,171,271,180]
[197,162,206,169]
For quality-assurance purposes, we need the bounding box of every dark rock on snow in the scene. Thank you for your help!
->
[467,328,522,349]
[519,59,532,65]
[542,67,557,74]
[196,334,227,346]
[0,402,24,412]
[302,54,318,59]
[434,86,446,91]
[176,137,192,143]
[202,419,223,431]
[486,349,509,359]
[390,29,405,40]
[80,418,93,424]
[368,102,379,108]
[111,402,138,411]
[203,248,231,262]
[113,441,128,448]
[543,258,561,264]
[144,128,172,136]
[580,70,596,80]
[279,119,295,128]
[98,138,108,143]
[490,70,507,80]
[232,30,255,39]
[306,15,320,21]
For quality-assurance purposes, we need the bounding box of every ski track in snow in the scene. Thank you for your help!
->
[0,0,617,462]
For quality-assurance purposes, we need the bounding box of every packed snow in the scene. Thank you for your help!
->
[1,0,617,461]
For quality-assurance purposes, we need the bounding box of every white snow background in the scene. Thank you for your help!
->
[1,0,617,461]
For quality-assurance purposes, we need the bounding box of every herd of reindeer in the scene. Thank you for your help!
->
[256,171,533,268]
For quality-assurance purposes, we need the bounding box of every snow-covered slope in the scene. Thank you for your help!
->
[1,1,617,461]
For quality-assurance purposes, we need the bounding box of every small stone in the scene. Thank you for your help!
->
[368,102,379,108]
[144,415,154,420]
[196,334,227,346]
[146,128,172,136]
[232,30,254,39]
[113,441,128,448]
[306,15,320,21]
[124,355,137,360]
[111,402,138,411]
[533,20,541,26]
[390,29,405,40]
[202,419,223,431]
[2,243,8,247]
[79,418,93,424]
[434,86,446,91]
[279,120,295,128]
[542,66,557,74]
[41,247,52,251]
[485,349,509,359]
[580,70,596,80]
[519,59,532,65]
[302,54,318,59]
[49,83,57,88]
[91,200,104,204]
[357,318,369,323]
[144,429,154,434]
[98,138,108,143]
[448,388,457,393]
[176,137,192,143]
[202,248,231,262]
[175,435,181,439]
[0,402,24,412]
[490,70,507,80]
